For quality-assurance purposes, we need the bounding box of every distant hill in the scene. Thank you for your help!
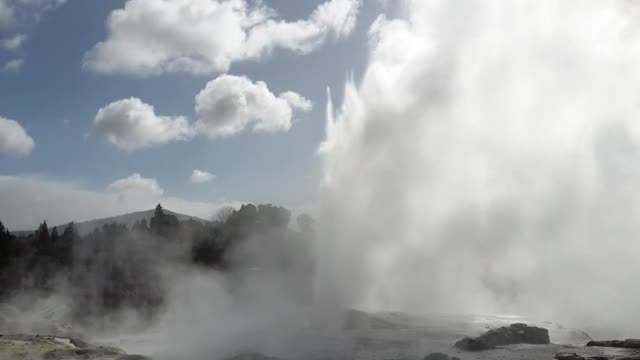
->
[12,208,210,237]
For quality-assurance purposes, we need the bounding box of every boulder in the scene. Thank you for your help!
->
[479,323,550,346]
[454,323,549,351]
[454,337,495,351]
[555,353,585,360]
[424,352,461,360]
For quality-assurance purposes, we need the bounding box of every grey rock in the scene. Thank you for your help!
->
[454,336,495,351]
[555,353,585,360]
[454,323,549,351]
[586,339,640,349]
[224,353,285,360]
[624,339,640,349]
[479,323,550,346]
[587,340,626,348]
[43,347,124,359]
[117,355,152,360]
[424,352,461,360]
[68,338,91,348]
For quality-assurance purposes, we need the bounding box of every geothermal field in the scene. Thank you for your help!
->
[2,0,640,359]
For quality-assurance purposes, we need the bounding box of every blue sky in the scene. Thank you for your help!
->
[0,0,390,229]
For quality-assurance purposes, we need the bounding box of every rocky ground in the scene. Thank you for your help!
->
[0,335,150,360]
[1,309,639,360]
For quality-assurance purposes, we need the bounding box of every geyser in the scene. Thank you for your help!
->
[315,0,640,335]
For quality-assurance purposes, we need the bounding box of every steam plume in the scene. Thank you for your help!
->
[317,0,640,335]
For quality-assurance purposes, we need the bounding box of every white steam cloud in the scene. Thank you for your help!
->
[316,0,640,335]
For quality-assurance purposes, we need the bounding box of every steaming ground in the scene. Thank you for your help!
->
[110,312,590,360]
[0,263,637,360]
[3,296,633,360]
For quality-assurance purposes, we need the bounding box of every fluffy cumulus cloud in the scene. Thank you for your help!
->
[107,173,164,197]
[0,174,237,230]
[0,116,34,155]
[194,74,312,137]
[83,0,361,76]
[190,169,215,184]
[93,75,311,149]
[92,97,194,151]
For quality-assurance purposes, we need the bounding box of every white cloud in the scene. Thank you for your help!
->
[194,74,312,137]
[2,58,23,73]
[0,174,236,230]
[107,173,164,197]
[2,33,26,50]
[83,0,361,76]
[190,169,215,184]
[92,97,194,151]
[279,91,314,112]
[0,116,34,156]
[92,75,310,149]
[0,0,65,28]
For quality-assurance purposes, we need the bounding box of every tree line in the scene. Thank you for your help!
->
[0,204,314,324]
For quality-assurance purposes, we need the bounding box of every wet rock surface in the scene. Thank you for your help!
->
[343,309,402,330]
[116,355,152,360]
[224,353,285,360]
[2,312,638,360]
[455,323,550,351]
[556,353,589,360]
[587,340,640,349]
[424,352,461,360]
[0,334,147,360]
[42,346,124,360]
[454,337,496,351]
[555,352,640,360]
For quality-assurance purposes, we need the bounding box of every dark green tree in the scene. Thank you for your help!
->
[0,221,13,268]
[257,204,291,229]
[150,204,180,239]
[34,221,51,256]
[132,218,150,233]
[56,222,77,267]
